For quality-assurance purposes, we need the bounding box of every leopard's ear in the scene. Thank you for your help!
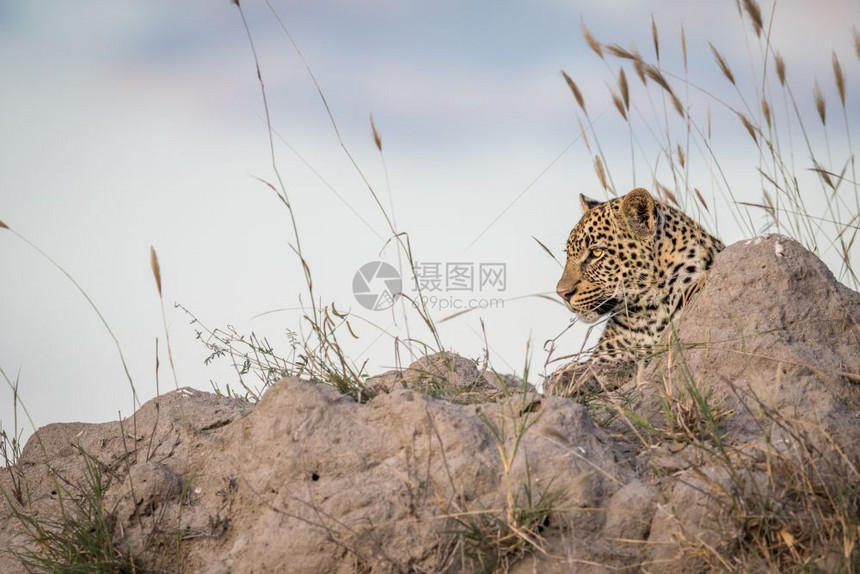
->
[579,194,601,213]
[620,188,657,239]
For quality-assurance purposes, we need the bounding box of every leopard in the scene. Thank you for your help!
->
[545,187,725,396]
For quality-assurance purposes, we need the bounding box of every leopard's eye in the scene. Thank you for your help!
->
[591,248,605,259]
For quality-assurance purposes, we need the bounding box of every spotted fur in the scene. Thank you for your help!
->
[556,187,724,365]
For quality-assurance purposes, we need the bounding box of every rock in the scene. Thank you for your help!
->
[366,351,528,402]
[603,479,658,542]
[647,466,738,572]
[110,461,183,521]
[1,235,859,572]
[190,381,625,573]
[635,235,860,447]
[635,235,860,570]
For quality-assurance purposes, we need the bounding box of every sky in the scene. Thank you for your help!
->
[1,1,858,446]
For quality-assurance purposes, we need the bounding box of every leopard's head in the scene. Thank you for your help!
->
[556,188,661,322]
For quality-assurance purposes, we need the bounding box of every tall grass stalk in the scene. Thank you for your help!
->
[0,222,139,406]
[150,247,178,391]
[220,1,451,399]
[262,0,444,353]
[569,3,858,291]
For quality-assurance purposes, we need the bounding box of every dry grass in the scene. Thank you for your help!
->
[6,448,142,573]
[546,0,858,402]
[682,398,860,571]
[448,479,559,574]
[568,1,858,291]
[186,1,450,406]
[2,1,857,572]
[0,224,139,406]
[570,334,860,571]
[447,386,563,573]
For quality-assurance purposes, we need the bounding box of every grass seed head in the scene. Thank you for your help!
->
[762,98,772,129]
[561,70,586,112]
[763,190,775,212]
[0,220,8,230]
[742,0,763,37]
[775,52,786,85]
[577,117,592,152]
[607,44,636,61]
[618,67,630,110]
[707,106,712,139]
[150,247,162,297]
[370,114,382,151]
[813,80,826,125]
[694,188,709,211]
[644,63,673,95]
[656,181,680,207]
[681,26,688,71]
[632,47,647,85]
[593,155,608,191]
[651,16,660,60]
[611,89,627,121]
[832,52,845,108]
[737,112,758,144]
[671,93,685,118]
[710,43,736,85]
[581,20,603,58]
[854,26,860,60]
[813,161,835,189]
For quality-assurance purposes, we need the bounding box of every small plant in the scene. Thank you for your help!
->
[610,335,860,570]
[448,354,564,572]
[182,304,299,402]
[1,368,25,505]
[0,429,25,506]
[191,1,457,407]
[694,420,860,571]
[656,332,732,445]
[451,474,559,573]
[658,375,730,445]
[9,447,141,573]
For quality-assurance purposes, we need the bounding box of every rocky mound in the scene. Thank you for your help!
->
[1,235,858,572]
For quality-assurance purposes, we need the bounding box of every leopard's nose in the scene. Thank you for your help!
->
[556,284,574,302]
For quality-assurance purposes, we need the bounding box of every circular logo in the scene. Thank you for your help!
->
[352,261,402,311]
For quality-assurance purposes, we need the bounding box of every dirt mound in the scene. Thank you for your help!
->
[0,383,629,573]
[2,235,859,572]
[627,234,860,571]
[366,352,529,402]
[640,234,860,437]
